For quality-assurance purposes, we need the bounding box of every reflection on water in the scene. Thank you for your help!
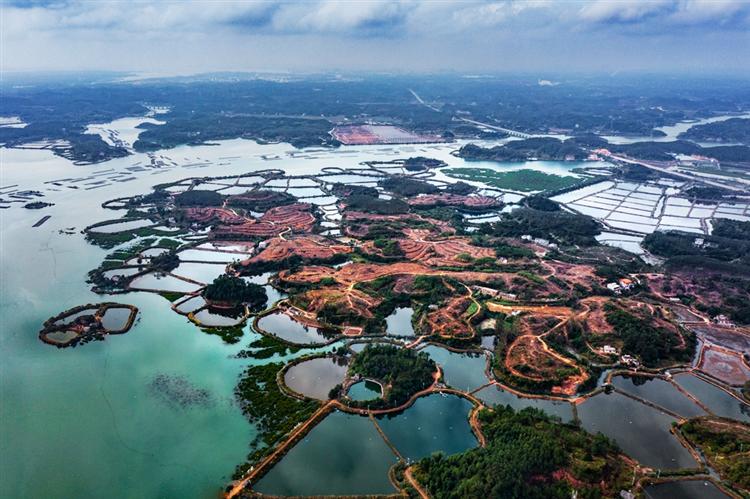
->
[578,391,697,469]
[612,375,706,418]
[100,307,133,331]
[474,384,574,422]
[673,373,750,422]
[421,345,488,392]
[385,307,415,337]
[285,357,348,400]
[257,313,329,344]
[254,411,397,496]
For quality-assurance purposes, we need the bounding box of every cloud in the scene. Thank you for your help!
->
[1,0,748,73]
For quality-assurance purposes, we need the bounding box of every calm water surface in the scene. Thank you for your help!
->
[376,394,477,461]
[578,392,697,470]
[253,411,398,496]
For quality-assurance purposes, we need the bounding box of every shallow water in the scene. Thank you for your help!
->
[376,394,477,461]
[284,356,348,400]
[253,411,398,496]
[578,391,697,469]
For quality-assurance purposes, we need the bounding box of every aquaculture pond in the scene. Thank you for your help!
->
[348,380,382,401]
[256,312,329,344]
[284,356,348,400]
[192,308,245,327]
[100,306,134,332]
[242,272,286,307]
[53,307,98,326]
[178,249,241,263]
[174,295,206,314]
[253,411,398,496]
[578,391,697,470]
[171,262,227,285]
[673,373,750,422]
[611,375,706,418]
[102,267,142,280]
[129,272,202,293]
[88,218,153,233]
[643,480,730,499]
[385,307,415,337]
[421,345,489,392]
[376,394,477,461]
[474,384,575,423]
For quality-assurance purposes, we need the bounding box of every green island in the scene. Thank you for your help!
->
[678,417,750,494]
[413,406,632,499]
[443,167,583,193]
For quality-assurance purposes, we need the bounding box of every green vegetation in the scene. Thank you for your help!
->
[643,220,750,271]
[604,305,688,366]
[149,252,179,272]
[377,176,439,196]
[203,275,267,311]
[680,417,750,492]
[237,335,301,360]
[347,345,435,409]
[403,156,446,171]
[458,138,587,162]
[415,406,629,499]
[678,118,750,145]
[174,189,224,207]
[234,362,320,476]
[480,207,601,246]
[226,189,296,211]
[525,195,561,211]
[344,194,409,215]
[330,183,379,198]
[443,168,582,193]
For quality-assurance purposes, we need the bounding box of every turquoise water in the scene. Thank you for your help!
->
[376,394,477,461]
[348,380,382,401]
[253,411,398,496]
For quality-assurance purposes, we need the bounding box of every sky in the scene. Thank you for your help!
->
[2,0,749,75]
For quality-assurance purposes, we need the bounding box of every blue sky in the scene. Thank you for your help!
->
[2,1,749,74]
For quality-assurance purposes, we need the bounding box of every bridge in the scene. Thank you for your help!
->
[457,117,536,139]
[607,153,748,193]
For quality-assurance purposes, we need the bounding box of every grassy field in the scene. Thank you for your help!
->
[443,168,581,192]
